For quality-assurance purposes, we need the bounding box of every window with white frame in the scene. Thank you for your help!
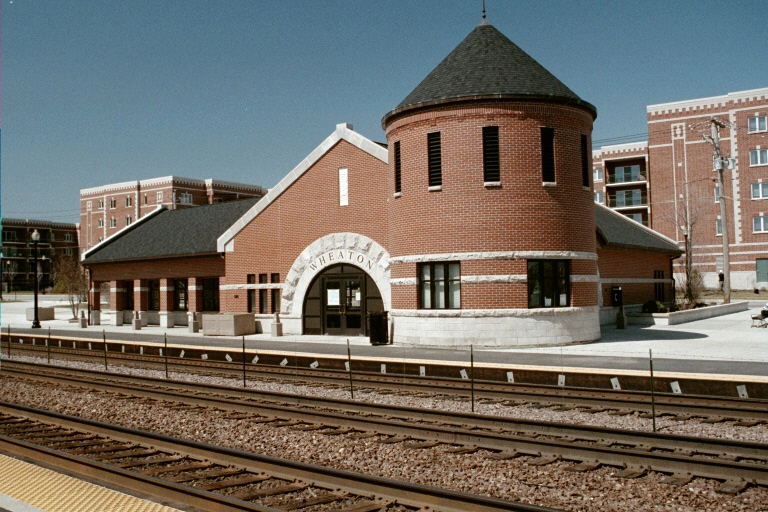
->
[716,218,722,236]
[109,217,116,228]
[754,215,768,233]
[65,233,72,242]
[125,216,132,226]
[125,196,133,207]
[179,192,193,205]
[749,115,767,133]
[86,201,92,211]
[751,149,768,166]
[157,192,164,202]
[98,199,104,209]
[593,167,603,182]
[97,219,103,228]
[109,198,116,209]
[752,182,768,199]
[418,262,460,309]
[594,192,604,204]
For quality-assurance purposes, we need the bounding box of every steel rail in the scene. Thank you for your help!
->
[3,362,768,488]
[5,343,768,421]
[0,401,560,512]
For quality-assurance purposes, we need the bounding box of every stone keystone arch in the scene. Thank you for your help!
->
[281,233,391,318]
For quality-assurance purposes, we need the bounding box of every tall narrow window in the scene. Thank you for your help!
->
[581,134,589,187]
[418,262,460,309]
[174,279,188,311]
[148,280,160,311]
[482,126,500,183]
[270,273,280,313]
[394,141,402,194]
[247,274,256,313]
[541,127,555,182]
[427,132,442,187]
[258,274,268,314]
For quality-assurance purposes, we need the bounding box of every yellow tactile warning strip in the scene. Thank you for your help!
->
[0,454,182,512]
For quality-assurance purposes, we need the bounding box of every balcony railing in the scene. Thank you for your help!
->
[608,194,648,208]
[607,172,647,184]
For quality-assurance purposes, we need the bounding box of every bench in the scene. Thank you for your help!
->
[751,314,767,328]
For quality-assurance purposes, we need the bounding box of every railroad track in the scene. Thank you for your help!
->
[3,361,768,494]
[5,338,768,423]
[0,401,556,512]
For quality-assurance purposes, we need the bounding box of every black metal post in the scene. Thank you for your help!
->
[47,327,51,364]
[242,336,246,388]
[103,330,108,371]
[649,349,657,433]
[6,326,10,359]
[31,231,41,328]
[164,334,169,379]
[346,339,354,399]
[470,345,475,413]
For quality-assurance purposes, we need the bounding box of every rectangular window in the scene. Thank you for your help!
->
[427,132,442,187]
[581,134,589,187]
[143,194,148,205]
[174,279,188,311]
[394,141,402,193]
[65,233,72,242]
[752,182,768,199]
[247,274,256,313]
[157,191,164,202]
[109,198,116,209]
[87,201,92,211]
[593,167,603,182]
[149,280,160,311]
[594,192,604,204]
[418,262,460,309]
[654,270,665,302]
[259,274,268,314]
[540,127,555,182]
[754,216,768,233]
[125,196,133,207]
[179,192,193,205]
[98,200,104,209]
[125,216,132,226]
[109,217,116,228]
[749,115,767,133]
[612,165,642,183]
[338,168,348,206]
[270,273,280,313]
[528,260,570,308]
[482,126,500,183]
[716,218,722,236]
[751,149,768,166]
[97,219,103,228]
[202,278,220,311]
[714,185,721,202]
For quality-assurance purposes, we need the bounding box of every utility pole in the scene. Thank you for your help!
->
[709,118,731,304]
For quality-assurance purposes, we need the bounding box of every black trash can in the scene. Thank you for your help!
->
[367,311,389,345]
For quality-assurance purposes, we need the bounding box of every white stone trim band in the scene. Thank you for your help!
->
[391,306,599,318]
[571,275,599,282]
[391,274,597,286]
[389,251,597,264]
[220,284,285,290]
[600,278,674,284]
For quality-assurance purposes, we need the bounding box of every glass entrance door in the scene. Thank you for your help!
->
[324,278,363,335]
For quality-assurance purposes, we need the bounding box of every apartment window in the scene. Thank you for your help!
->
[149,280,160,311]
[714,184,722,202]
[628,213,643,224]
[751,149,768,166]
[754,216,768,233]
[98,200,104,209]
[581,134,589,187]
[541,127,555,182]
[271,273,280,313]
[65,248,73,256]
[613,165,642,183]
[143,194,148,205]
[125,216,132,226]
[427,132,442,187]
[97,219,103,228]
[86,201,92,211]
[594,192,604,204]
[109,198,116,209]
[482,126,500,183]
[593,168,603,182]
[716,218,723,236]
[174,279,188,311]
[157,192,164,202]
[65,233,72,242]
[615,189,642,207]
[749,115,767,133]
[179,192,193,205]
[394,141,402,194]
[528,260,569,308]
[752,182,768,199]
[418,262,460,309]
[109,217,116,228]
[258,274,268,314]
[247,274,256,313]
[125,196,133,207]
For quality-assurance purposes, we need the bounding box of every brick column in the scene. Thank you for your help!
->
[109,280,125,326]
[89,281,101,325]
[135,279,149,326]
[159,277,175,328]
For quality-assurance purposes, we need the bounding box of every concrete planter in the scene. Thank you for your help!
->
[202,313,256,336]
[25,307,55,321]
[628,301,748,326]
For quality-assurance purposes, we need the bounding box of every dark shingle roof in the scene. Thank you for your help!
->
[595,204,681,255]
[83,198,260,264]
[383,22,596,125]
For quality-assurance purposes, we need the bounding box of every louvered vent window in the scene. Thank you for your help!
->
[541,127,555,183]
[427,132,442,187]
[394,141,402,193]
[483,126,500,182]
[581,134,590,187]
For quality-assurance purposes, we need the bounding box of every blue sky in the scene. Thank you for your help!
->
[2,0,767,223]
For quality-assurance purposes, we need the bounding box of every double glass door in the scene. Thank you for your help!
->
[324,278,363,335]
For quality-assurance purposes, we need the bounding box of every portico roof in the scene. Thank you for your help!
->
[595,203,681,255]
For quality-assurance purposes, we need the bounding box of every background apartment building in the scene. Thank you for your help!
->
[80,176,265,252]
[595,87,768,290]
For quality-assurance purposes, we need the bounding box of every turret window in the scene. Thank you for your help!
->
[394,141,402,194]
[483,126,500,183]
[427,132,442,187]
[528,260,570,308]
[581,134,590,187]
[541,127,555,183]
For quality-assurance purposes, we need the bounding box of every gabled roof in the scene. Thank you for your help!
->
[82,198,260,264]
[595,203,681,255]
[383,22,596,126]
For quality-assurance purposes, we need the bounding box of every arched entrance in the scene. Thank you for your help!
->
[303,263,383,335]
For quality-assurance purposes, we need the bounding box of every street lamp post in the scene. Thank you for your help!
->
[31,229,41,328]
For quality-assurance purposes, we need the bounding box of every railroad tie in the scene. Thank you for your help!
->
[613,465,648,479]
[732,420,762,427]
[660,473,694,486]
[376,436,410,444]
[169,467,243,483]
[484,450,523,460]
[333,500,388,512]
[276,492,349,510]
[564,460,601,473]
[444,445,480,454]
[717,479,750,495]
[116,455,186,468]
[403,441,442,450]
[198,472,272,491]
[232,482,307,500]
[143,460,216,475]
[527,454,560,466]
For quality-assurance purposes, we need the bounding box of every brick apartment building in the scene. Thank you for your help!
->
[80,176,265,253]
[82,22,680,347]
[595,87,768,290]
[1,218,80,292]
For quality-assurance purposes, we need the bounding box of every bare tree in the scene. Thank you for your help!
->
[3,261,18,299]
[52,256,88,319]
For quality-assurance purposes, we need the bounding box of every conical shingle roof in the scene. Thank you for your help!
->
[383,22,596,125]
